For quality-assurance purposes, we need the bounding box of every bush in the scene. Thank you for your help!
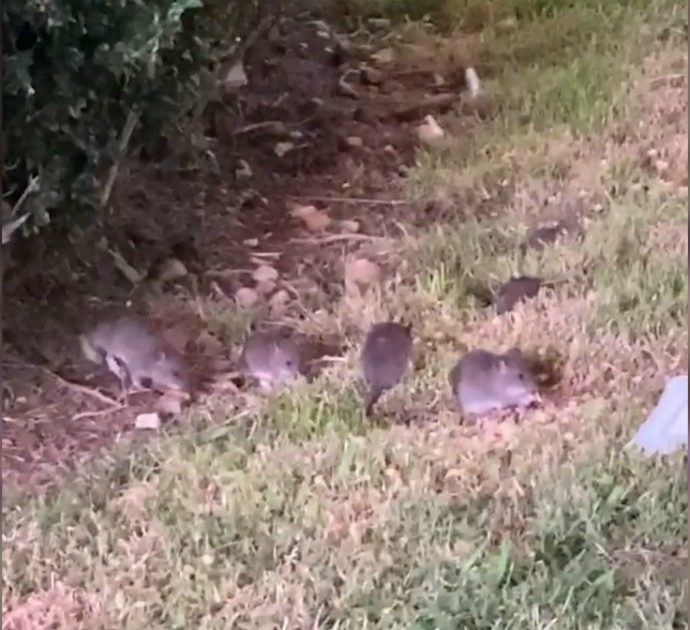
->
[2,0,273,240]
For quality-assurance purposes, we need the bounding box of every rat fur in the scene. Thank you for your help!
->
[449,348,539,417]
[81,314,190,392]
[360,321,413,416]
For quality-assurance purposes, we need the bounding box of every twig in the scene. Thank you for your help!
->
[99,110,140,209]
[10,175,40,216]
[72,406,126,421]
[289,233,383,245]
[4,357,121,408]
[49,372,122,407]
[233,120,286,135]
[289,195,406,205]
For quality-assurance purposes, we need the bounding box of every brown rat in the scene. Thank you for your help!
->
[360,321,412,416]
[494,276,542,314]
[521,217,583,253]
[80,314,190,393]
[239,329,301,390]
[449,348,539,417]
[494,275,568,314]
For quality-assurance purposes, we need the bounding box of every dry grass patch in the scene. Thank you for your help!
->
[3,0,688,627]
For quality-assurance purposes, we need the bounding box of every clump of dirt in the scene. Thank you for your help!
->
[2,3,489,490]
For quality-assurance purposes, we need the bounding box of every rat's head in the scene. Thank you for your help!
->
[146,349,190,391]
[495,349,539,406]
[270,339,301,382]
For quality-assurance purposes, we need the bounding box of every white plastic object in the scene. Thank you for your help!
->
[629,375,688,456]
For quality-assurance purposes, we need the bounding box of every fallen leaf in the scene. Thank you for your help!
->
[417,115,445,146]
[274,142,294,157]
[371,47,394,64]
[252,265,279,283]
[223,61,248,90]
[269,289,290,314]
[135,412,161,430]
[346,136,364,148]
[345,258,382,292]
[339,219,360,233]
[158,258,188,283]
[289,203,332,232]
[235,287,259,308]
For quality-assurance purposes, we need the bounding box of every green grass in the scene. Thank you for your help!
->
[3,0,688,627]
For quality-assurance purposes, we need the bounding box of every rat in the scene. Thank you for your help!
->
[239,329,301,390]
[80,314,190,393]
[521,217,583,253]
[494,276,543,314]
[493,275,569,314]
[360,321,413,416]
[448,348,539,417]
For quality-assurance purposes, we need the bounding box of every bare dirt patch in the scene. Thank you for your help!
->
[2,9,485,489]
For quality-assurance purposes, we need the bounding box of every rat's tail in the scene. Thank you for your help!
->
[364,387,383,417]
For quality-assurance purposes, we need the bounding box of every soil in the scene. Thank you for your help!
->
[2,5,487,491]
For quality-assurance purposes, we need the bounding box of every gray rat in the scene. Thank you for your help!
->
[494,275,568,314]
[360,321,413,416]
[240,329,301,390]
[522,217,583,253]
[449,348,539,417]
[494,276,542,314]
[80,314,190,392]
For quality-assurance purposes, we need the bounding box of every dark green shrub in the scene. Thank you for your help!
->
[2,0,272,239]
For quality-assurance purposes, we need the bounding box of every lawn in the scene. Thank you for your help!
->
[3,0,688,628]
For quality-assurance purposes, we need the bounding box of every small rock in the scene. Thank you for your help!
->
[135,412,161,430]
[158,258,188,283]
[345,258,382,292]
[235,159,253,180]
[289,203,332,232]
[346,136,364,148]
[256,280,276,295]
[235,287,259,308]
[243,238,259,247]
[368,18,391,29]
[274,142,294,158]
[654,159,669,174]
[417,115,445,146]
[252,265,279,283]
[339,219,360,233]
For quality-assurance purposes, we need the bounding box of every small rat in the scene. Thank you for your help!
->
[80,314,190,393]
[521,218,583,253]
[360,321,413,416]
[449,348,539,417]
[240,329,301,390]
[494,276,542,314]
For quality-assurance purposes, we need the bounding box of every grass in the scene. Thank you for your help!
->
[3,0,688,628]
